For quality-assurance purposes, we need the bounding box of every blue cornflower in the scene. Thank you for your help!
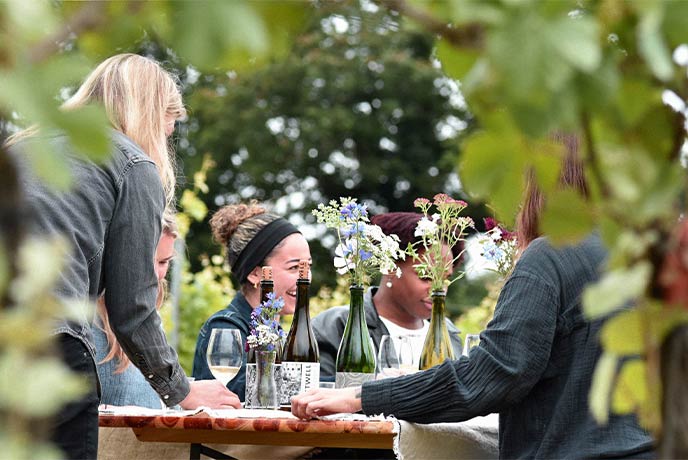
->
[359,249,373,261]
[340,202,368,220]
[343,222,366,237]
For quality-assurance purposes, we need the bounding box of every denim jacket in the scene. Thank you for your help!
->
[13,131,189,406]
[312,287,463,379]
[192,292,253,401]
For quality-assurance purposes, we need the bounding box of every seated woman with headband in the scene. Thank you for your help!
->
[192,202,311,399]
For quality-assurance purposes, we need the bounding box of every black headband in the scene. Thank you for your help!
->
[232,218,300,284]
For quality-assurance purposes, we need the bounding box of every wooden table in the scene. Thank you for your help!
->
[99,410,395,459]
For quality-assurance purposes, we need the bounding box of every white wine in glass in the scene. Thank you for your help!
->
[207,328,244,386]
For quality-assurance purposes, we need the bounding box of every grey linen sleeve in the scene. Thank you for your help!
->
[362,271,558,422]
[103,161,189,406]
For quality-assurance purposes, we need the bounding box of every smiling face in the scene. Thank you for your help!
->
[388,244,453,321]
[263,233,312,315]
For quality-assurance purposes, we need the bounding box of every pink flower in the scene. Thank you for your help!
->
[483,217,498,231]
[433,193,450,205]
[414,197,431,207]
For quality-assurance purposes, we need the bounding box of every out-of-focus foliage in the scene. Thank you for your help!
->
[386,0,688,436]
[179,0,478,289]
[0,1,312,457]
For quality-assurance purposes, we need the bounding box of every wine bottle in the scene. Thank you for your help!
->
[419,290,455,370]
[281,260,320,401]
[335,285,376,388]
[245,266,274,407]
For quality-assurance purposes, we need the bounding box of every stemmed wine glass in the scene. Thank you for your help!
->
[206,328,244,386]
[376,335,416,379]
[462,334,481,357]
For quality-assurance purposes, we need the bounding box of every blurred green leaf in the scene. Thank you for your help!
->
[583,262,652,319]
[612,359,646,414]
[436,39,479,81]
[589,351,617,425]
[540,189,595,245]
[447,0,505,25]
[172,1,268,71]
[663,0,688,46]
[616,79,660,128]
[0,351,86,416]
[56,106,110,162]
[3,0,59,47]
[460,115,527,224]
[547,16,600,72]
[637,6,673,81]
[600,309,644,355]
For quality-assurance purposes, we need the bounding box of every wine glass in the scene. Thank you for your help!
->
[206,328,244,386]
[376,335,416,379]
[462,334,481,357]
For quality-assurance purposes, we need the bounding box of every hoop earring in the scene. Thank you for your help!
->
[385,279,393,288]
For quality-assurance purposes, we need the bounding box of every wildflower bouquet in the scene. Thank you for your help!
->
[313,197,404,287]
[478,217,518,277]
[246,292,285,351]
[408,193,474,293]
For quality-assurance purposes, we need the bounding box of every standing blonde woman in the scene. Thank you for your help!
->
[7,54,239,460]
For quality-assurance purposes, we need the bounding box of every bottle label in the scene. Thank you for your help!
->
[335,372,375,389]
[280,362,320,402]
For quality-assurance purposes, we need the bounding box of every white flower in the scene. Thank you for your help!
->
[414,217,438,238]
[334,241,354,275]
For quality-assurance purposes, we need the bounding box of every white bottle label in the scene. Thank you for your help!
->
[335,371,375,389]
[280,362,320,402]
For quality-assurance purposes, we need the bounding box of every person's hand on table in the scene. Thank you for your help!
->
[291,386,362,419]
[179,380,241,409]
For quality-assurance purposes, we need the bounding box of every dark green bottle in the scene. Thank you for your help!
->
[281,261,320,399]
[335,285,376,388]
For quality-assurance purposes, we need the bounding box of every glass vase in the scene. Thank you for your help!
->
[419,290,455,370]
[255,349,279,409]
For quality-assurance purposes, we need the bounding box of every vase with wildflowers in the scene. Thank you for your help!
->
[313,197,405,387]
[246,292,285,409]
[478,217,518,278]
[408,194,474,370]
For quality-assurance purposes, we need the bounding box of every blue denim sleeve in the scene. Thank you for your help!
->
[192,315,249,402]
[103,160,189,406]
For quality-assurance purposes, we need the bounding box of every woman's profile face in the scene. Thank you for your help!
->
[155,233,176,281]
[265,233,311,315]
[389,244,453,321]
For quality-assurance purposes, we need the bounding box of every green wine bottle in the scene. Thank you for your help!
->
[335,285,376,388]
[419,290,455,370]
[282,261,320,400]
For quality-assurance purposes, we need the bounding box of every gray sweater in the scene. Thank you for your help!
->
[362,235,655,459]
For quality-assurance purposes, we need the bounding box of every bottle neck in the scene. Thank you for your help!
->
[349,285,365,320]
[430,290,446,325]
[293,278,310,321]
[259,280,274,304]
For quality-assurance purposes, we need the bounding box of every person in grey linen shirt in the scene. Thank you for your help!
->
[292,136,655,459]
[7,54,239,459]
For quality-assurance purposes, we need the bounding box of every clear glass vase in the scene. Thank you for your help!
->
[255,350,279,409]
